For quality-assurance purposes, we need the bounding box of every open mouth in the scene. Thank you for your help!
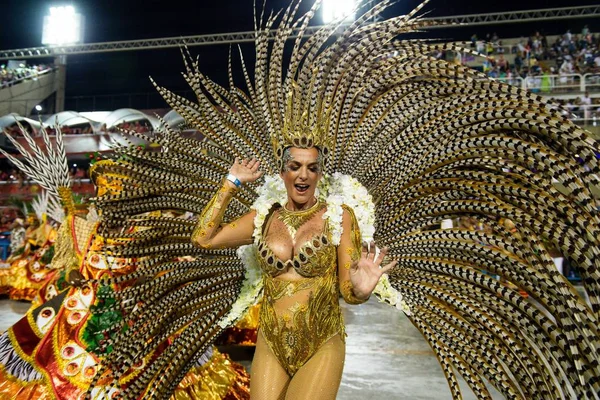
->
[294,184,310,194]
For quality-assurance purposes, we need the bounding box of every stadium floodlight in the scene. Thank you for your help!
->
[42,6,84,46]
[322,0,357,23]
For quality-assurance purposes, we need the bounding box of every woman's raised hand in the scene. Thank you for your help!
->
[229,158,263,184]
[349,242,397,300]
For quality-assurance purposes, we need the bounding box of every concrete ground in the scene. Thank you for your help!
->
[338,300,502,400]
[0,297,504,399]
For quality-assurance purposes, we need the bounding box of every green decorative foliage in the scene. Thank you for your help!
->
[82,285,125,355]
[40,245,55,265]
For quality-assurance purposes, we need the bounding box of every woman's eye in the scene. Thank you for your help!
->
[309,167,319,172]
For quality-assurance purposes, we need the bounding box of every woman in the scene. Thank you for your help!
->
[87,1,600,398]
[192,150,396,400]
[7,212,57,301]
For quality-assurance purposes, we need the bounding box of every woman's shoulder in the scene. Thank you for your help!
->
[270,203,283,214]
[340,204,357,219]
[258,203,281,230]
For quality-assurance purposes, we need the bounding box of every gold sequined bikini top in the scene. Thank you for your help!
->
[256,205,336,278]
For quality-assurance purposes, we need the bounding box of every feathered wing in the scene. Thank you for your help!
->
[86,129,255,399]
[87,0,599,399]
[309,7,600,400]
[83,3,335,397]
[27,189,64,225]
[30,190,49,223]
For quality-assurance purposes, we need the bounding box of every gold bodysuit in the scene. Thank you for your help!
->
[191,181,367,393]
[256,204,345,376]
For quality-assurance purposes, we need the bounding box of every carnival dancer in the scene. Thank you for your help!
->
[87,1,599,399]
[0,217,26,294]
[6,194,60,301]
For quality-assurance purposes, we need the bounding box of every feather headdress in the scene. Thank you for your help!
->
[87,1,600,399]
[0,122,73,219]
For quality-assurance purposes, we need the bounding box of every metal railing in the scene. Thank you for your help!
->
[522,73,582,92]
[1,6,599,60]
[487,73,600,93]
[3,74,600,135]
[559,103,600,126]
[62,73,600,112]
[0,179,92,185]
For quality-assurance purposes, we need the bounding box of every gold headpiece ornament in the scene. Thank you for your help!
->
[90,160,127,197]
[58,186,76,215]
[89,159,113,184]
[277,82,333,165]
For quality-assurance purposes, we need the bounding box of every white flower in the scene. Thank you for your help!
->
[399,300,411,315]
[217,245,264,329]
[322,173,376,244]
[372,274,411,315]
[251,174,287,242]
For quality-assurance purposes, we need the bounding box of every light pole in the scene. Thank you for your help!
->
[41,6,85,113]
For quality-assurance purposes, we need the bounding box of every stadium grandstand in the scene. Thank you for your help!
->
[0,63,54,89]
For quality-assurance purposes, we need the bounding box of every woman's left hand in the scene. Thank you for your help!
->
[349,242,397,300]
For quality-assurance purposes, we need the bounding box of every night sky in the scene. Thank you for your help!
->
[1,0,599,110]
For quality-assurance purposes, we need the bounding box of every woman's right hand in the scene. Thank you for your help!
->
[229,158,263,184]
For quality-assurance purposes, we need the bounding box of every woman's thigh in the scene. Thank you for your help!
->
[250,331,291,400]
[284,335,345,400]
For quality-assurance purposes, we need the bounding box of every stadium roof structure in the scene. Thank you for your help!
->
[0,113,42,130]
[44,110,95,128]
[161,110,186,129]
[102,108,161,130]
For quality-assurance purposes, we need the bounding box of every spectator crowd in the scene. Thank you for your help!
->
[1,64,53,89]
[548,90,599,122]
[2,120,153,137]
[2,123,35,137]
[0,166,90,184]
[102,120,152,134]
[468,26,600,86]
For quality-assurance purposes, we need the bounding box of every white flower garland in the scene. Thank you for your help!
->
[217,173,410,329]
[251,175,292,243]
[372,273,411,315]
[251,173,375,245]
[217,245,264,329]
[323,173,376,245]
